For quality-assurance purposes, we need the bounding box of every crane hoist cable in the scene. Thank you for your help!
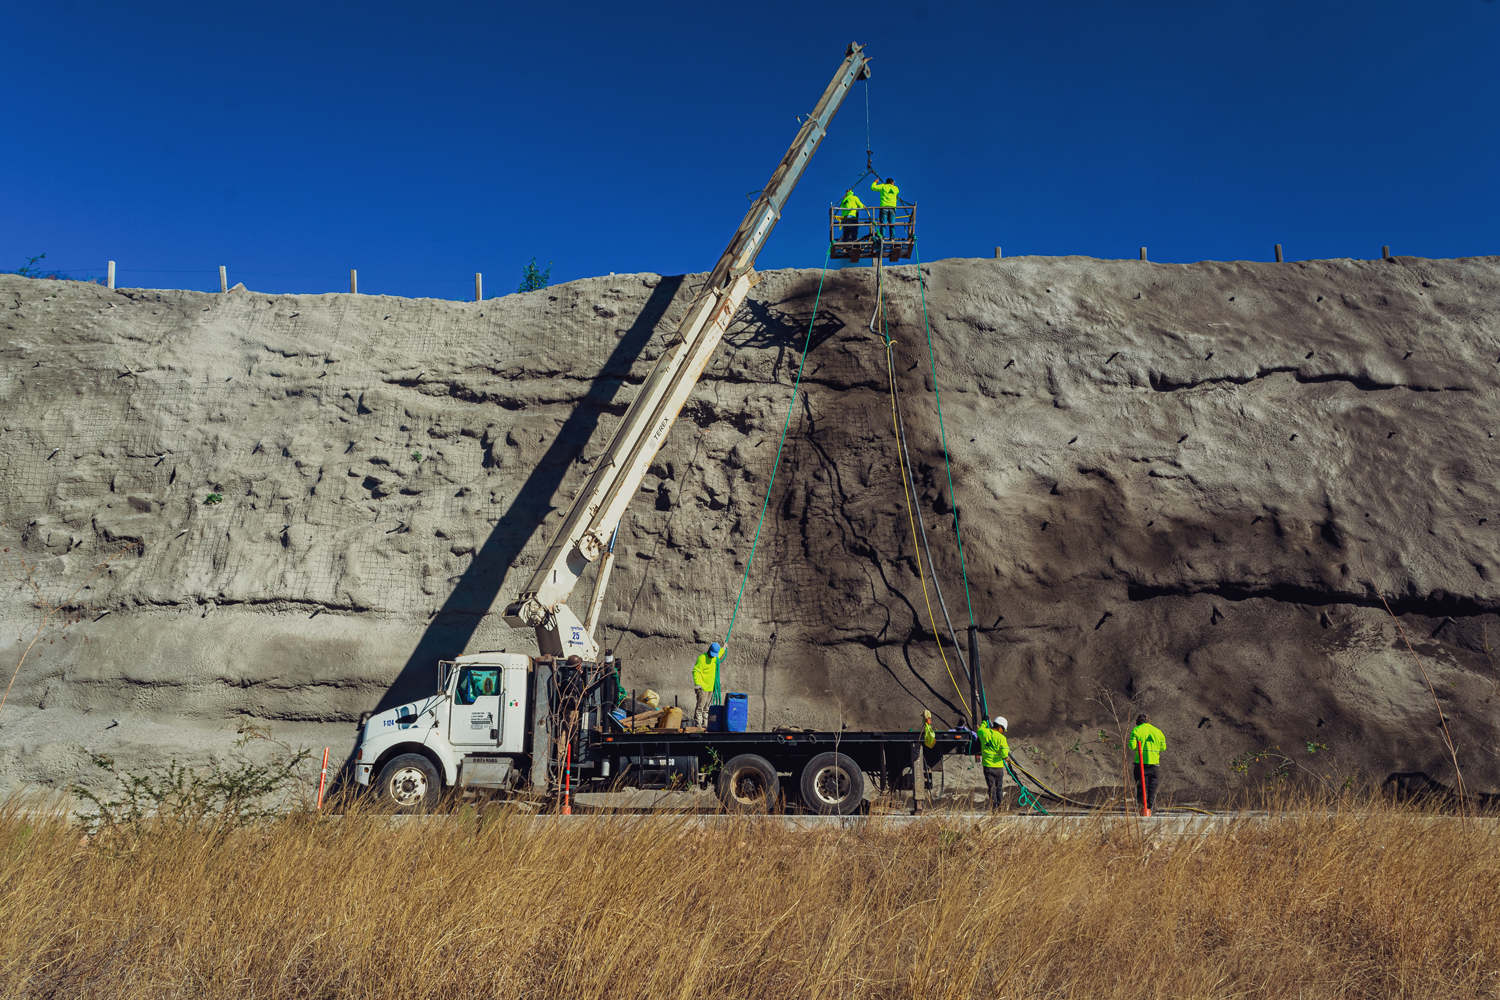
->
[875,262,970,720]
[719,249,834,699]
[847,79,879,193]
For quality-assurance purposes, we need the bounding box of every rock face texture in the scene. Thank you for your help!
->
[3,255,1499,802]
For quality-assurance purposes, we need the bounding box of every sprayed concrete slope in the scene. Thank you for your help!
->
[2,255,1499,802]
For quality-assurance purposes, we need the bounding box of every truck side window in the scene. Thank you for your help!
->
[455,668,499,706]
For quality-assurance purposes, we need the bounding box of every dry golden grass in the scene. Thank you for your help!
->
[1,796,1497,999]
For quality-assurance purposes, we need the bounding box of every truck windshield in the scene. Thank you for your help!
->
[454,667,500,705]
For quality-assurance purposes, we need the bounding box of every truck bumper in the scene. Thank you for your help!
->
[355,763,373,787]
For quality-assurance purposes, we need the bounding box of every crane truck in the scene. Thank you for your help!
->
[352,43,974,814]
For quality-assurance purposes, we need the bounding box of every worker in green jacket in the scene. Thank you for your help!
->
[838,189,865,243]
[973,715,1010,810]
[691,642,726,728]
[870,177,900,238]
[1129,713,1167,813]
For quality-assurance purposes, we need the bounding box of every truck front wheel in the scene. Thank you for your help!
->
[375,753,441,812]
[716,754,780,813]
[799,752,865,815]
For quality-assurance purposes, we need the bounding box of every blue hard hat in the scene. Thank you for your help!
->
[708,642,721,656]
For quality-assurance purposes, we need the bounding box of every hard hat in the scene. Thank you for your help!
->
[708,642,721,656]
[994,716,1008,729]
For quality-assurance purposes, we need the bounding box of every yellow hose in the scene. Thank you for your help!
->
[878,283,969,720]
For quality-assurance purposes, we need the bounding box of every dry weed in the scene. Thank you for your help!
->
[1,794,1497,999]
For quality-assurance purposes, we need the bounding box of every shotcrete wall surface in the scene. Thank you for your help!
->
[2,255,1498,803]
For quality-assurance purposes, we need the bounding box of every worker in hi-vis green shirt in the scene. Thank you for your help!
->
[974,716,1011,810]
[691,642,726,728]
[1129,713,1167,813]
[869,177,899,238]
[838,189,865,243]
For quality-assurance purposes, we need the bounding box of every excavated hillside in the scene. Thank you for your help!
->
[3,255,1499,803]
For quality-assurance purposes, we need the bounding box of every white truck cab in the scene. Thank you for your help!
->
[354,652,531,810]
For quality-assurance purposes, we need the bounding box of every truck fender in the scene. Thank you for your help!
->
[371,742,447,790]
[422,729,461,786]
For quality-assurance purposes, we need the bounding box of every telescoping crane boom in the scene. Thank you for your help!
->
[501,43,872,659]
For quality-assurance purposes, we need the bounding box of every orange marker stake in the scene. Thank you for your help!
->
[562,742,573,816]
[316,747,330,811]
[1138,743,1151,818]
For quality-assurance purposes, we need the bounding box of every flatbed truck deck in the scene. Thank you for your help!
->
[590,728,971,814]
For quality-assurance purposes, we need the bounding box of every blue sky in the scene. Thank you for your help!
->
[4,0,1497,298]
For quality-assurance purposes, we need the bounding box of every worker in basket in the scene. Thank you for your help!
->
[838,188,865,243]
[870,177,899,239]
[974,715,1011,811]
[692,641,727,728]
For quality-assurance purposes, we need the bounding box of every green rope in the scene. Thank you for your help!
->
[1006,760,1049,815]
[718,249,833,702]
[912,243,986,719]
[913,242,976,632]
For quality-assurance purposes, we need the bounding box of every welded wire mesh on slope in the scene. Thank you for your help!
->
[717,251,832,702]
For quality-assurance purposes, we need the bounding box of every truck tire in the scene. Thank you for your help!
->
[716,753,780,813]
[799,752,865,815]
[374,753,441,813]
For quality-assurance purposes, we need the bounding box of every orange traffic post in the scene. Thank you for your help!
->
[562,743,573,815]
[316,747,330,811]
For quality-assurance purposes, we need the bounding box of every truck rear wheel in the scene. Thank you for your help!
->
[799,752,865,815]
[716,754,780,813]
[375,753,441,813]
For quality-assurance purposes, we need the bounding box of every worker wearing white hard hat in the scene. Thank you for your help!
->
[974,715,1011,811]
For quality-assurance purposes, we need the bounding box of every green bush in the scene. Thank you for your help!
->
[518,257,552,293]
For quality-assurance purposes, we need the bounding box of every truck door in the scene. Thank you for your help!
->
[449,665,502,748]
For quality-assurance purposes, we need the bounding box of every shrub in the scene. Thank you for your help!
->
[518,257,552,293]
[72,720,313,841]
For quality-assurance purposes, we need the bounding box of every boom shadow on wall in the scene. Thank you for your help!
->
[727,281,846,370]
[364,274,686,726]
